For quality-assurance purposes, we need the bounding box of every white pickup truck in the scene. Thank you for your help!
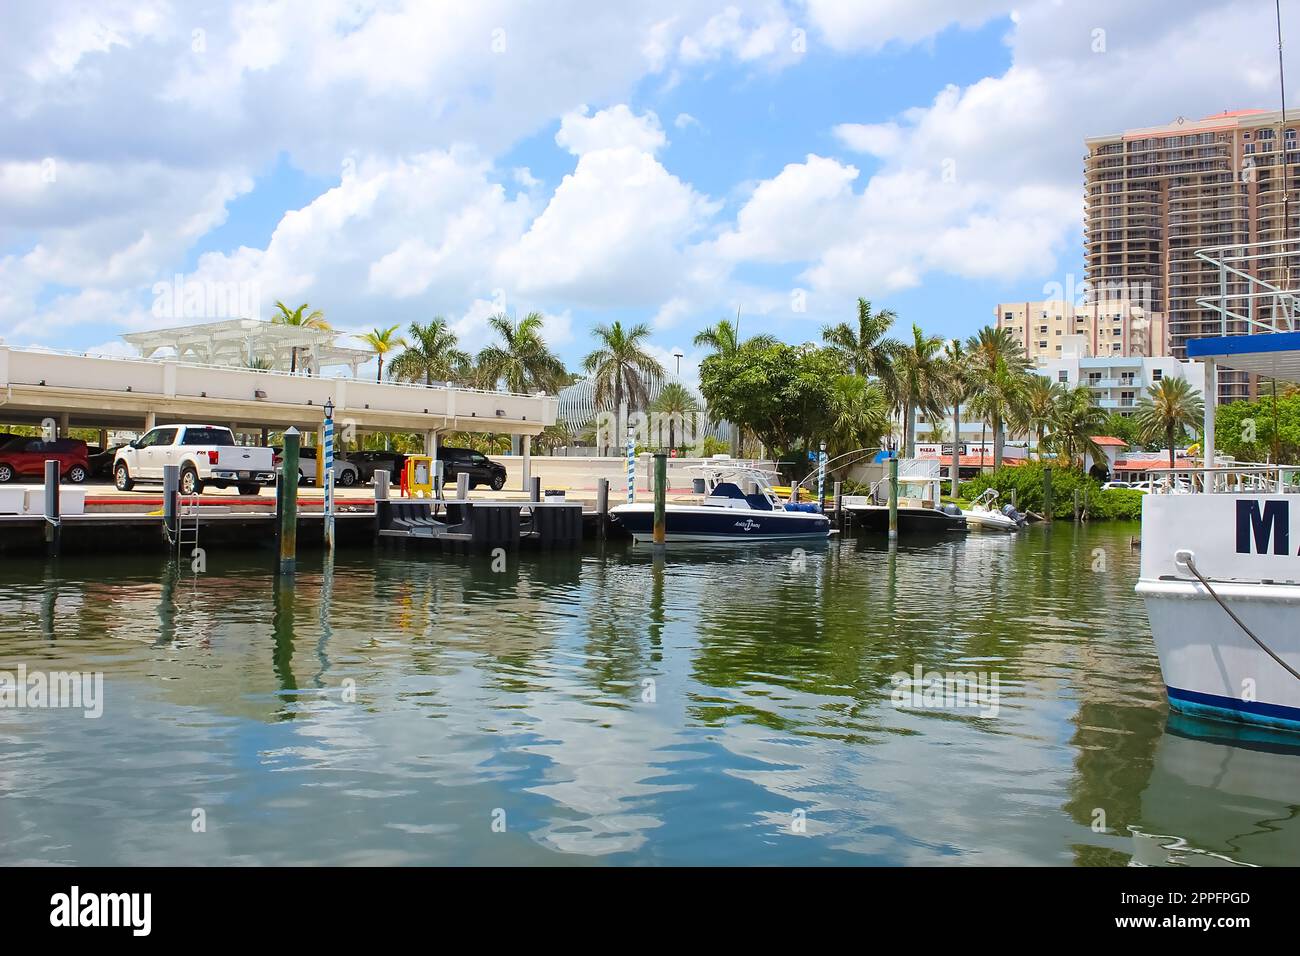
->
[113,424,275,496]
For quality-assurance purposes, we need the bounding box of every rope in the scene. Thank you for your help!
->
[1177,550,1300,683]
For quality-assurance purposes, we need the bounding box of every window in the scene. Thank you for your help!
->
[181,427,235,446]
[1152,368,1163,381]
[1055,329,1062,335]
[1004,312,1013,321]
[1039,325,1048,333]
[138,428,177,449]
[1058,371,1068,383]
[1038,340,1048,349]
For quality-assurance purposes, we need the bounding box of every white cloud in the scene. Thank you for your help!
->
[555,105,667,156]
[832,122,903,157]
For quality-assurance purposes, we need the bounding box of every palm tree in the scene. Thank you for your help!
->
[821,298,901,396]
[271,301,330,374]
[1043,385,1108,469]
[965,326,1031,470]
[893,324,946,458]
[649,382,701,451]
[476,312,568,394]
[1135,377,1204,470]
[359,324,406,383]
[1015,376,1062,460]
[968,357,1030,472]
[693,316,776,358]
[942,339,975,496]
[583,321,664,453]
[825,374,890,458]
[388,318,471,386]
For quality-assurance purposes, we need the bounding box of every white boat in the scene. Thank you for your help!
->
[960,489,1024,532]
[840,465,967,534]
[1137,239,1300,733]
[609,463,830,543]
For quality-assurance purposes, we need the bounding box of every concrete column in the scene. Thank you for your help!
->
[522,434,532,491]
[145,411,156,431]
[58,412,69,438]
[425,429,437,456]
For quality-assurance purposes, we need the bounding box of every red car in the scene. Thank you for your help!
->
[0,437,91,483]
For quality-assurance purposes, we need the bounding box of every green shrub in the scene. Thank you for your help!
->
[958,461,1140,521]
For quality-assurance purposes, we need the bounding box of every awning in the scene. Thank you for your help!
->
[1186,331,1300,384]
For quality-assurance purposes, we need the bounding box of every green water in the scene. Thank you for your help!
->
[1,525,1297,866]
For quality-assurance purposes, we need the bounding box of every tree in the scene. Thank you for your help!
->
[698,341,844,458]
[693,316,776,358]
[582,321,663,452]
[649,382,701,451]
[1043,385,1108,469]
[1135,377,1204,470]
[388,318,471,386]
[821,298,901,398]
[1214,390,1300,463]
[1015,376,1063,460]
[825,374,890,458]
[476,312,567,394]
[271,301,330,374]
[893,323,946,458]
[942,339,976,497]
[359,324,406,383]
[965,326,1031,470]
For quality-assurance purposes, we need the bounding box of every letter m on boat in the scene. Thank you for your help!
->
[1236,499,1290,555]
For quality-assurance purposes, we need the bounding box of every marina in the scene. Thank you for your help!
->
[7,521,1293,867]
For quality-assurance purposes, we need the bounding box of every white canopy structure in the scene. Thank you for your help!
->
[122,318,373,376]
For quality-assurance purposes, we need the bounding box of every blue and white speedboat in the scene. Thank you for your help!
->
[610,464,830,543]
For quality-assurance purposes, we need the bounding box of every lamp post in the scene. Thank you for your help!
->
[323,397,336,552]
[671,348,684,377]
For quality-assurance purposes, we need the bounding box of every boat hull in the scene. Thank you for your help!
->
[845,506,966,534]
[609,503,830,543]
[1140,579,1300,731]
[962,510,1019,532]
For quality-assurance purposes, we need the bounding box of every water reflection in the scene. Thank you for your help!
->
[0,526,1297,865]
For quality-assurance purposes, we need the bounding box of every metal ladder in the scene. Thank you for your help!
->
[176,494,200,558]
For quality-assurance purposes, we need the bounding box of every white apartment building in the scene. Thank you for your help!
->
[1034,337,1205,417]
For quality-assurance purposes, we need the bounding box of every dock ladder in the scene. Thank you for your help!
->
[176,494,201,559]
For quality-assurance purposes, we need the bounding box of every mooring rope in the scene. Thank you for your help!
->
[1176,550,1300,683]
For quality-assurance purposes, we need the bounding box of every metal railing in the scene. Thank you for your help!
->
[1194,239,1300,334]
[1137,463,1300,494]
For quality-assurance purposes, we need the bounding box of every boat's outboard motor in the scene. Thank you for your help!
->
[940,503,962,516]
[1001,503,1026,526]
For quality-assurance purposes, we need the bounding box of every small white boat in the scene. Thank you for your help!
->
[960,489,1024,532]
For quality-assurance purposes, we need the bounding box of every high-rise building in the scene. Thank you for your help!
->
[995,299,1167,361]
[1083,109,1300,403]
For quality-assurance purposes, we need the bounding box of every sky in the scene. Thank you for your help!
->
[0,0,1294,389]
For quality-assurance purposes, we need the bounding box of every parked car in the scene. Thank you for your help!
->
[0,437,90,483]
[439,446,507,490]
[272,446,360,487]
[114,425,274,496]
[89,443,129,480]
[343,450,407,486]
[1101,481,1132,490]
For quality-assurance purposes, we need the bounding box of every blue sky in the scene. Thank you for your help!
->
[0,0,1289,385]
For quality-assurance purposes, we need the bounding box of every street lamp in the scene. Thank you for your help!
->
[324,397,335,419]
[671,347,684,377]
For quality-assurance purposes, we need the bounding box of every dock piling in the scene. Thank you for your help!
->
[833,480,843,527]
[1073,488,1080,522]
[456,472,469,500]
[596,477,609,539]
[530,476,541,503]
[887,456,899,541]
[279,427,300,574]
[43,459,60,557]
[652,452,667,549]
[163,463,179,547]
[1043,466,1054,523]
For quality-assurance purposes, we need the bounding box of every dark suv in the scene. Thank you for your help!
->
[440,447,507,490]
[343,450,407,486]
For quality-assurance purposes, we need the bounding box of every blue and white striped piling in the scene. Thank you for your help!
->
[817,441,827,509]
[323,397,336,552]
[626,428,635,503]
